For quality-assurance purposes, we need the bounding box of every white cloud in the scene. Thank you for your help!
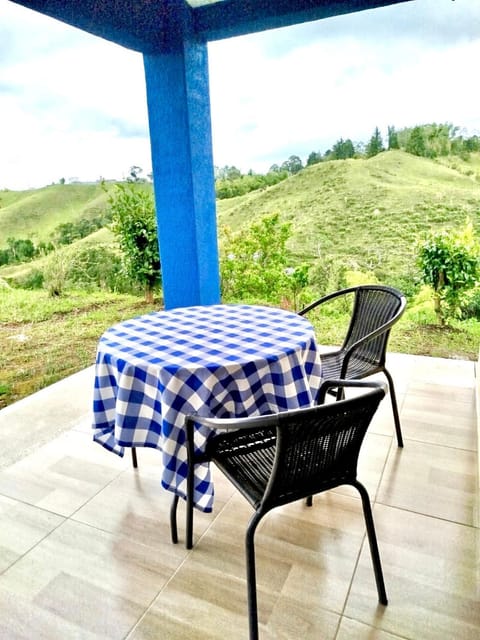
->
[1,0,480,188]
[1,1,150,189]
[208,12,480,172]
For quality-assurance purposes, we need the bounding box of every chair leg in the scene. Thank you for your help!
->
[353,480,388,606]
[306,496,313,507]
[131,447,138,468]
[170,494,179,544]
[186,470,194,549]
[383,368,403,448]
[335,387,345,402]
[245,512,264,640]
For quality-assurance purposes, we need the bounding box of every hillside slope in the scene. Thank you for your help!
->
[217,150,480,277]
[0,182,112,244]
[2,151,479,282]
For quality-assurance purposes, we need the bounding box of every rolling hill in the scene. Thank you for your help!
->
[0,182,111,244]
[1,150,480,284]
[216,150,480,279]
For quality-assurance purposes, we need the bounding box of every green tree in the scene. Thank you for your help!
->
[216,165,242,181]
[6,237,36,262]
[331,138,355,160]
[387,125,399,150]
[268,163,281,173]
[281,155,303,175]
[366,127,384,158]
[306,151,322,166]
[127,165,146,183]
[54,222,79,245]
[108,183,161,302]
[284,264,310,311]
[418,220,479,325]
[220,213,292,303]
[465,135,480,152]
[406,126,427,157]
[425,123,455,157]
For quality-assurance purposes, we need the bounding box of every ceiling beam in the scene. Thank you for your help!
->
[194,0,413,41]
[10,0,414,51]
[9,0,194,52]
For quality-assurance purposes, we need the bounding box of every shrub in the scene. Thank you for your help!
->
[43,250,70,296]
[307,257,347,299]
[220,213,294,304]
[460,285,480,320]
[64,244,132,293]
[418,219,479,324]
[17,269,44,290]
[108,183,161,302]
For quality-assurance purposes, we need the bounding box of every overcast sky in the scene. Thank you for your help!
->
[1,0,480,190]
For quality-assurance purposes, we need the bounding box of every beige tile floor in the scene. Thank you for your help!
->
[0,353,477,639]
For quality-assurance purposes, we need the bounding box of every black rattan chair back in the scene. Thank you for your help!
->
[299,284,406,447]
[342,285,404,369]
[210,382,382,512]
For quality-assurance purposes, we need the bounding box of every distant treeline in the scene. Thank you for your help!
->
[215,123,480,199]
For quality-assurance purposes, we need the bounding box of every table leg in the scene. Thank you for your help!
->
[131,447,138,468]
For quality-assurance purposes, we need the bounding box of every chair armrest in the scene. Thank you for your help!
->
[185,412,279,433]
[317,379,387,404]
[298,286,358,316]
[184,412,280,467]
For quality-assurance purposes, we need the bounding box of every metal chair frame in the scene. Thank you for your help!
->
[174,380,388,640]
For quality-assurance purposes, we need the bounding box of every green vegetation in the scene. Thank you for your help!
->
[217,150,480,286]
[1,128,479,409]
[108,183,161,302]
[418,220,479,324]
[219,213,292,302]
[0,289,157,409]
[0,182,111,245]
[215,166,289,199]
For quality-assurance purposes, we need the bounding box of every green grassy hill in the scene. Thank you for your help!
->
[217,150,480,279]
[2,151,480,284]
[0,182,112,244]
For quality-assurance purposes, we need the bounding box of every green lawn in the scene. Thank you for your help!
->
[0,289,158,409]
[1,287,477,410]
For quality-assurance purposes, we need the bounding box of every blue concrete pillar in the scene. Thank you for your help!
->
[143,38,220,309]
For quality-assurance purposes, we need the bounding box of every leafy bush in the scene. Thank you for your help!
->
[387,271,422,300]
[53,215,108,246]
[108,183,161,302]
[64,244,132,293]
[17,269,44,290]
[306,257,347,300]
[220,213,295,304]
[215,170,289,199]
[418,219,479,324]
[459,285,480,320]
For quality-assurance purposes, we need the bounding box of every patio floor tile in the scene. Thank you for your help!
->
[0,353,477,639]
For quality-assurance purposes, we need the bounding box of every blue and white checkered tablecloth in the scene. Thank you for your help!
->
[92,304,322,512]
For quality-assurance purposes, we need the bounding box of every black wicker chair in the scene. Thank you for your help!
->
[299,284,406,447]
[178,380,388,640]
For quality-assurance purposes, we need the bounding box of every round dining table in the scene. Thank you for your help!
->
[92,303,322,511]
